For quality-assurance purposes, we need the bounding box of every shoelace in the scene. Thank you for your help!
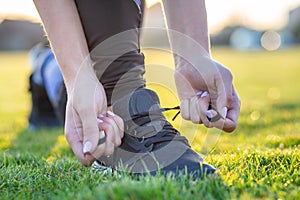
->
[159,106,181,121]
[130,106,181,122]
[136,105,222,122]
[98,105,221,146]
[121,105,223,152]
[123,106,186,152]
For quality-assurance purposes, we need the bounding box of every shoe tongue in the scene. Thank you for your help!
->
[112,88,164,123]
[129,88,160,117]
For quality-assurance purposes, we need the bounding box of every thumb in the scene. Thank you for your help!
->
[81,112,100,155]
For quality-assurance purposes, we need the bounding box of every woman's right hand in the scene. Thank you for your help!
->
[64,73,124,166]
[33,0,124,166]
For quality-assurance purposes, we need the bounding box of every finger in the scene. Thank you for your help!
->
[98,115,119,136]
[115,115,125,139]
[180,99,190,120]
[80,108,101,155]
[97,119,116,156]
[89,130,107,159]
[65,106,95,166]
[197,92,211,128]
[66,130,95,166]
[227,88,240,123]
[223,117,237,133]
[223,88,240,132]
[107,111,124,140]
[215,72,233,116]
[206,109,222,122]
[99,114,122,146]
[190,96,201,124]
[205,110,226,130]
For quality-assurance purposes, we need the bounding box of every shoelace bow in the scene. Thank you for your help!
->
[123,106,183,151]
[128,105,222,150]
[136,105,223,122]
[159,105,223,122]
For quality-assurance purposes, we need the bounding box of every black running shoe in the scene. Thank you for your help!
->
[28,74,61,130]
[95,88,215,178]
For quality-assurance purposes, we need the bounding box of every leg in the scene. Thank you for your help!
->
[28,43,64,130]
[75,0,146,106]
[75,0,215,177]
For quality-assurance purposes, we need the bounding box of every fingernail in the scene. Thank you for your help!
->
[206,110,214,119]
[83,141,92,153]
[196,91,203,96]
[98,114,104,118]
[201,91,208,98]
[221,107,228,118]
[107,110,115,117]
[97,118,103,123]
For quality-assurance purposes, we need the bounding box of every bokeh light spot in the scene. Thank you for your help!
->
[250,110,261,121]
[261,31,281,51]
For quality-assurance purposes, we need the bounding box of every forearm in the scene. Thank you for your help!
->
[161,0,211,68]
[33,0,95,92]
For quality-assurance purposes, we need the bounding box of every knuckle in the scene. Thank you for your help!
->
[120,131,124,138]
[203,121,211,128]
[105,146,114,156]
[81,161,89,167]
[182,115,190,120]
[101,124,113,135]
[105,122,113,131]
[191,117,200,124]
[180,101,190,120]
[115,115,124,125]
[181,110,190,120]
[104,116,114,124]
[225,125,236,133]
[80,158,92,167]
[227,128,235,133]
[223,68,233,80]
[106,127,114,138]
[115,137,122,146]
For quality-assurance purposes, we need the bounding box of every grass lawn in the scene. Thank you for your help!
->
[0,47,299,199]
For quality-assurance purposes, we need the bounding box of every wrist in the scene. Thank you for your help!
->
[63,64,99,94]
[174,54,211,70]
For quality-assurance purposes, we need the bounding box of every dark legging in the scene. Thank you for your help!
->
[75,0,146,106]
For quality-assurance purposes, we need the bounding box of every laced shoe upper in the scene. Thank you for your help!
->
[97,88,214,176]
[98,88,190,173]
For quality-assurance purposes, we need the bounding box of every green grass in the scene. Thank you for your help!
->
[0,47,300,199]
